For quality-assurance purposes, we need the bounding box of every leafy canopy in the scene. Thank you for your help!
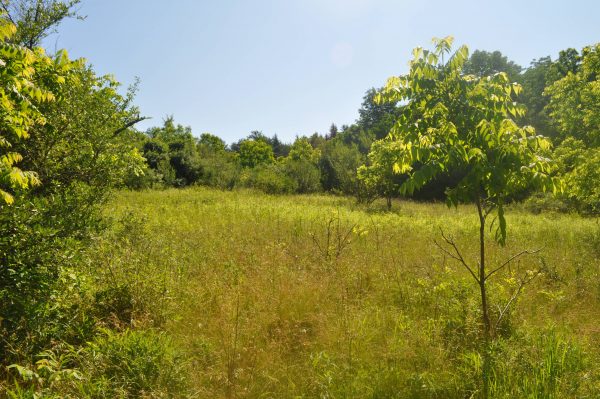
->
[375,36,559,244]
[0,14,66,204]
[546,44,600,147]
[238,139,274,168]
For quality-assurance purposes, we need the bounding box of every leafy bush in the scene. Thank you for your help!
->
[6,330,188,399]
[284,159,322,193]
[242,164,298,194]
[198,153,241,190]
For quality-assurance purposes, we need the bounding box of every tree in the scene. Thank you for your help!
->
[357,88,398,140]
[463,50,522,81]
[545,44,600,147]
[517,49,579,141]
[0,0,83,49]
[284,137,322,193]
[0,2,148,362]
[198,133,226,156]
[22,61,146,196]
[319,139,364,195]
[357,140,405,209]
[0,14,60,204]
[145,117,200,186]
[327,123,338,139]
[374,36,559,397]
[238,139,274,168]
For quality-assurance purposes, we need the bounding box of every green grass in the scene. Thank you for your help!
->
[89,187,600,398]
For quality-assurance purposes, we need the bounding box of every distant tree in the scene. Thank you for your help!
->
[319,139,364,194]
[288,137,318,162]
[238,139,274,168]
[546,44,599,147]
[145,118,200,186]
[463,50,522,81]
[357,140,405,209]
[327,123,338,139]
[375,37,559,397]
[198,133,226,155]
[283,137,322,193]
[268,134,290,158]
[357,88,398,139]
[517,49,580,141]
[555,48,581,76]
[544,44,600,214]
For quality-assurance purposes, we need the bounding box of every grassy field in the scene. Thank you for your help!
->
[91,187,600,398]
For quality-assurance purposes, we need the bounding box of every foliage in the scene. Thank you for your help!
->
[357,88,398,140]
[561,147,600,214]
[0,0,83,49]
[238,138,275,168]
[358,139,405,208]
[241,163,297,194]
[319,138,365,195]
[0,16,61,204]
[375,36,559,244]
[463,50,522,81]
[198,132,226,155]
[6,329,188,398]
[145,117,201,186]
[546,44,600,147]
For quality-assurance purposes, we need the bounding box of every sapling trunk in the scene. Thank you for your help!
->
[476,196,491,399]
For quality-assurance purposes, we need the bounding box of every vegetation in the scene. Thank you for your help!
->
[0,0,599,397]
[22,187,597,398]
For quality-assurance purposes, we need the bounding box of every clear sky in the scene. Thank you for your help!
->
[47,0,600,144]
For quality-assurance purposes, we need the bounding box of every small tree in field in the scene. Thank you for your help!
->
[373,36,560,397]
[357,140,404,209]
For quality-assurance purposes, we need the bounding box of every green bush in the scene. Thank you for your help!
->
[284,159,322,193]
[5,330,188,399]
[242,164,298,194]
[198,154,241,190]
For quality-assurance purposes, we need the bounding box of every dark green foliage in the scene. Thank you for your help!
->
[319,138,365,194]
[463,50,523,81]
[197,151,241,190]
[145,117,201,186]
[357,88,398,140]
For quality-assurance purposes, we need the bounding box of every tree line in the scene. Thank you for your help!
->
[129,45,599,214]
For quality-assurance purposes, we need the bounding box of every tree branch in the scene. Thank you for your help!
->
[485,248,542,281]
[494,268,542,331]
[112,116,150,137]
[0,2,16,25]
[435,229,479,283]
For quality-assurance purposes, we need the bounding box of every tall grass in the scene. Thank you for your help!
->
[76,187,599,397]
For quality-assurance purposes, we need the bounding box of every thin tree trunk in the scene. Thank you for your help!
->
[476,196,491,399]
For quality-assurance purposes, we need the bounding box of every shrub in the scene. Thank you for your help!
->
[6,330,189,398]
[284,159,322,193]
[242,164,298,194]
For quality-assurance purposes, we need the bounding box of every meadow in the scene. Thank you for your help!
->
[86,187,600,398]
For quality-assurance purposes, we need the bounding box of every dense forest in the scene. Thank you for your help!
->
[0,1,599,398]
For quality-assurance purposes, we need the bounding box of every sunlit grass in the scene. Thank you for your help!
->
[93,187,600,397]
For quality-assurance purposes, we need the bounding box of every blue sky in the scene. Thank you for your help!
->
[48,0,600,144]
